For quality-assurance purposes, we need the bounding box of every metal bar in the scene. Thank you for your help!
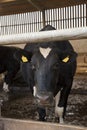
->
[75,6,77,27]
[73,6,75,28]
[69,6,72,28]
[67,7,69,28]
[65,7,67,29]
[60,8,62,29]
[0,27,87,44]
[83,4,85,26]
[86,4,87,26]
[42,10,45,27]
[62,8,64,29]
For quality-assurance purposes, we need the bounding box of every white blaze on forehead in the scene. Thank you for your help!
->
[39,47,52,58]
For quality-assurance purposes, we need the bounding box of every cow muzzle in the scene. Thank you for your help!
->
[33,87,54,106]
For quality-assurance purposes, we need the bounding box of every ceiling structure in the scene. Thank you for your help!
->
[0,0,87,16]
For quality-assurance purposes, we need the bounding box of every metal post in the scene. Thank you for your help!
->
[86,4,87,26]
[42,10,46,27]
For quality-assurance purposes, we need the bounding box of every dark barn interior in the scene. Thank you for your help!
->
[0,0,87,130]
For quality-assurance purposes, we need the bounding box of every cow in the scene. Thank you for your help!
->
[14,25,77,123]
[0,46,23,92]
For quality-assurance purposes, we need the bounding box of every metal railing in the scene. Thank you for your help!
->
[0,4,86,36]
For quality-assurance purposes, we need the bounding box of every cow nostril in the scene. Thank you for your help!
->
[37,94,49,101]
[35,91,54,106]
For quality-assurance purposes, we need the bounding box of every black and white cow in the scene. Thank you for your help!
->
[14,25,77,123]
[0,46,22,92]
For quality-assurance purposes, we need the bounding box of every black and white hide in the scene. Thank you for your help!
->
[14,25,77,123]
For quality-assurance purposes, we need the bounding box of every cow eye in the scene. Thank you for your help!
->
[52,63,59,70]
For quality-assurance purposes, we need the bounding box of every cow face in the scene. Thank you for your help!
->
[31,47,77,106]
[31,47,60,106]
[14,46,77,107]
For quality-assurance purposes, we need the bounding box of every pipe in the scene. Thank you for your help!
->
[0,27,87,45]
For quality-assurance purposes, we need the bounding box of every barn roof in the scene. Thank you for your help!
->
[0,0,87,16]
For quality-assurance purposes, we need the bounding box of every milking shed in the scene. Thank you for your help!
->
[0,0,87,130]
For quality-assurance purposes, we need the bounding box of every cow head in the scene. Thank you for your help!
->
[14,25,77,123]
[14,43,77,107]
[31,46,60,106]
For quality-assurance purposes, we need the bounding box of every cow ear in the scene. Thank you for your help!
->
[14,49,32,63]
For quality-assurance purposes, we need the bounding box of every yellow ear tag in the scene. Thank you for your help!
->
[21,55,28,62]
[62,56,69,63]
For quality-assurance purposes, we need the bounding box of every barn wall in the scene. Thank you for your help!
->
[70,39,87,73]
[70,39,87,53]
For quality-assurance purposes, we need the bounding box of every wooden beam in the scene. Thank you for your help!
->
[27,0,44,11]
[0,118,86,130]
[0,0,15,3]
[0,0,87,15]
